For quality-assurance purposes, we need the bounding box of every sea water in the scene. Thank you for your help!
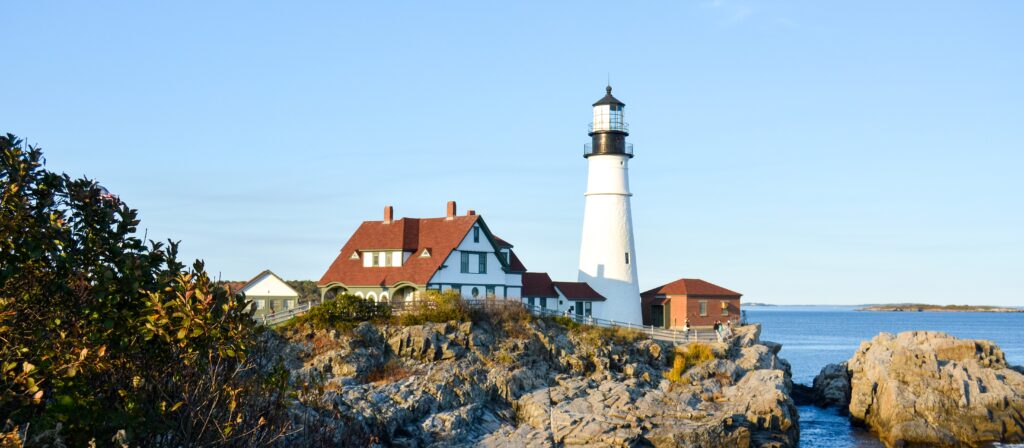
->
[746,306,1024,448]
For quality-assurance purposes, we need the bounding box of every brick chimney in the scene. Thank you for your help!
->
[466,209,476,216]
[384,205,394,224]
[446,201,457,220]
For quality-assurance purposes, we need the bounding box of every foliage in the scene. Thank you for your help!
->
[286,293,392,331]
[665,342,716,384]
[285,280,321,304]
[0,134,287,446]
[545,316,645,345]
[393,290,471,326]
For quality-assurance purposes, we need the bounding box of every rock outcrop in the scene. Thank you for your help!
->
[280,318,799,447]
[811,331,1024,447]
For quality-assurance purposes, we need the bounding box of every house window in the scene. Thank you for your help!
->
[284,300,293,309]
[471,287,480,298]
[721,301,730,316]
[625,252,629,264]
[486,285,494,297]
[528,297,535,307]
[373,252,381,267]
[473,227,480,243]
[699,300,708,316]
[255,299,265,310]
[461,252,470,273]
[540,298,547,308]
[478,254,487,274]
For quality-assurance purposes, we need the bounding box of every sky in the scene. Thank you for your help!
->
[3,1,1022,305]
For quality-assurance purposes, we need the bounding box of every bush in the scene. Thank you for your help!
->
[394,290,470,325]
[287,294,391,331]
[665,342,717,383]
[0,134,288,446]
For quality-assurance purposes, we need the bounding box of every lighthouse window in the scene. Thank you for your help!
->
[625,252,630,264]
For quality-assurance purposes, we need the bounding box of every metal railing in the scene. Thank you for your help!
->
[261,300,318,326]
[260,297,741,345]
[524,304,720,344]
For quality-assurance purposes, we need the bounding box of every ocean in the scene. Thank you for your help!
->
[746,306,1024,448]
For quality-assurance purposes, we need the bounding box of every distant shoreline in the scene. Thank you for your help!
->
[857,304,1023,313]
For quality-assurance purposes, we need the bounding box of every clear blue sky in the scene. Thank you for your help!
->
[3,1,1022,305]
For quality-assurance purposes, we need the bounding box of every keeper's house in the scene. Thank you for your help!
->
[225,270,300,319]
[641,278,742,329]
[317,201,527,302]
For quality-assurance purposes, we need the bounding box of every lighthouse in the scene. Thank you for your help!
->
[578,85,643,325]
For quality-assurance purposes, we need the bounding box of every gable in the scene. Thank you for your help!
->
[240,271,299,297]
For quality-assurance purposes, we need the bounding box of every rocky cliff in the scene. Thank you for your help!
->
[811,331,1024,447]
[276,316,799,447]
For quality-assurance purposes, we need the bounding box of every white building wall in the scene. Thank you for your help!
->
[429,223,518,299]
[240,272,299,298]
[578,153,643,325]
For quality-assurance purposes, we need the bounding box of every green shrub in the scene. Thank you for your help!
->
[0,135,288,446]
[665,342,716,383]
[287,294,391,331]
[394,290,470,325]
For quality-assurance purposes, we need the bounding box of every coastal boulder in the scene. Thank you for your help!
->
[844,331,1024,447]
[809,362,850,408]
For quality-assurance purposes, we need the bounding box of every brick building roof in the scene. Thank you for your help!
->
[641,278,742,298]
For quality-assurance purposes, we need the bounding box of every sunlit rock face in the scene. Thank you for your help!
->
[816,331,1024,447]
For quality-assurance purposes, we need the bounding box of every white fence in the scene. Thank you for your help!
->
[260,298,739,345]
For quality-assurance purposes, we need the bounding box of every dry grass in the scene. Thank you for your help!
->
[394,291,471,326]
[365,359,411,385]
[665,342,716,384]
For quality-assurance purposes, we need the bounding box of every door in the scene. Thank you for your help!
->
[651,305,665,328]
[574,302,584,320]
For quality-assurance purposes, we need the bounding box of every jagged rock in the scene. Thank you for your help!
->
[809,362,850,408]
[838,331,1024,447]
[283,319,799,447]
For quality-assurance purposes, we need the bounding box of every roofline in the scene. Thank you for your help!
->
[239,269,300,296]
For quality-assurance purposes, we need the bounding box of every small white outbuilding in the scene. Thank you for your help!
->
[234,270,300,318]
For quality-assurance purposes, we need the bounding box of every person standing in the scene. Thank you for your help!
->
[682,319,691,341]
[714,321,723,343]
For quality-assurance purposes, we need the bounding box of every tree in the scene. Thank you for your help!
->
[0,134,287,446]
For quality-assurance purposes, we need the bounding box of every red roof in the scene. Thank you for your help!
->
[553,281,607,301]
[641,278,742,298]
[492,235,514,248]
[522,272,558,298]
[508,251,527,272]
[318,215,482,287]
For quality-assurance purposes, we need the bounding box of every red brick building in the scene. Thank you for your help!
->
[641,279,742,329]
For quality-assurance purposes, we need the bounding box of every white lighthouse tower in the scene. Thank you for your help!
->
[578,85,643,325]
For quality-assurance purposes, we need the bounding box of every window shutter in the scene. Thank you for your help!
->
[461,252,469,273]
